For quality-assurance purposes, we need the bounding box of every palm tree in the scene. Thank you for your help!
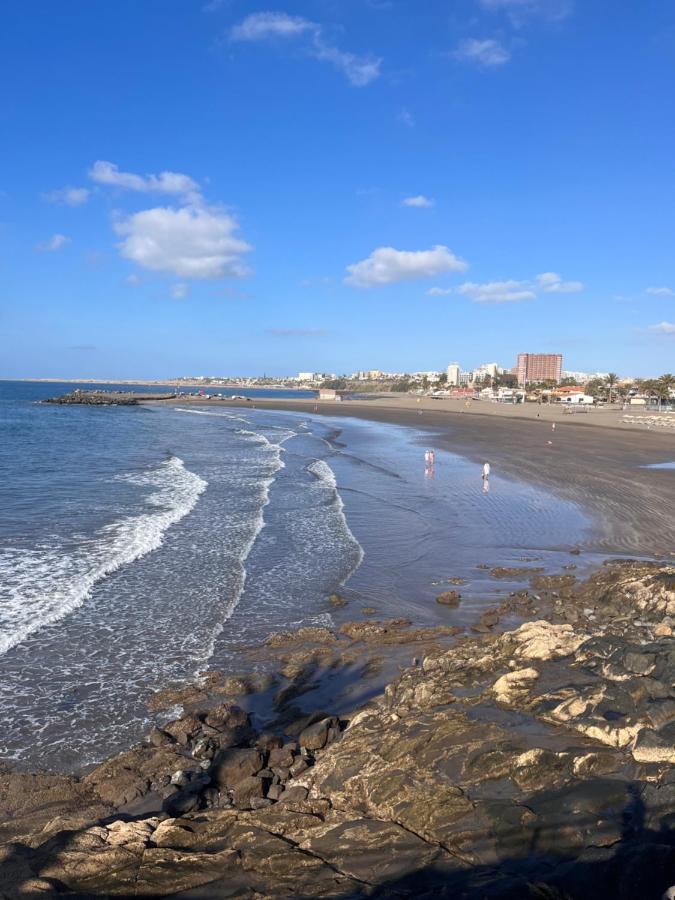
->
[605,372,619,404]
[658,373,675,410]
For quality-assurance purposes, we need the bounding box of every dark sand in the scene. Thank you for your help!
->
[158,395,675,557]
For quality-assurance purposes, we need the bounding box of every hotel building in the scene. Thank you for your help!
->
[516,353,563,385]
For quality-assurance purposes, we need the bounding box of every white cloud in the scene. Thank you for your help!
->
[648,321,675,335]
[310,39,381,86]
[427,287,453,296]
[402,195,435,208]
[397,107,415,127]
[171,283,189,300]
[454,38,511,67]
[646,286,675,297]
[478,0,572,22]
[229,11,381,86]
[89,161,201,203]
[459,280,536,303]
[230,11,315,40]
[36,233,70,252]
[345,245,468,288]
[42,186,90,206]
[125,273,141,286]
[536,271,583,293]
[114,205,251,280]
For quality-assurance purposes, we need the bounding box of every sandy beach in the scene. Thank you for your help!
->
[160,393,675,558]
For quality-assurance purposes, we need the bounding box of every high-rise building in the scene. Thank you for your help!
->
[446,362,460,386]
[516,353,563,385]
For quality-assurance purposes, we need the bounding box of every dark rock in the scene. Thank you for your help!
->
[148,727,174,748]
[299,716,339,751]
[164,714,203,746]
[256,732,283,751]
[232,775,266,809]
[266,783,285,801]
[268,746,295,769]
[204,702,250,730]
[436,590,461,607]
[210,748,264,789]
[278,785,308,804]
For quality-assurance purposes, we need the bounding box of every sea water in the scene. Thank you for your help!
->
[0,381,592,770]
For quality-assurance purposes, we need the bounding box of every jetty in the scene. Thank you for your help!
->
[43,389,176,406]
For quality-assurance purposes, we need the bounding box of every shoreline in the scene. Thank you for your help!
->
[157,394,675,558]
[2,558,675,897]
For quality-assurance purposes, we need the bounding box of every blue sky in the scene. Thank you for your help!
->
[1,0,674,379]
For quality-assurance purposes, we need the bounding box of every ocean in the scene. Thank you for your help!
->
[0,380,594,771]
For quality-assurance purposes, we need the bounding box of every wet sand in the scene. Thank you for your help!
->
[159,394,675,557]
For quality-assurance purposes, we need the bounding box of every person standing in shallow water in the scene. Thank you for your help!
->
[482,462,490,480]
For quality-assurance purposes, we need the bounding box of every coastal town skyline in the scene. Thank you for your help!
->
[2,2,675,380]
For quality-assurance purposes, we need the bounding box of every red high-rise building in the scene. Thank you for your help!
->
[516,353,562,385]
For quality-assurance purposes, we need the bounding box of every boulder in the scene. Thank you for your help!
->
[210,748,264,789]
[436,590,461,607]
[299,716,340,751]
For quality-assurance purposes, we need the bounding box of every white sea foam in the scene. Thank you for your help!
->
[0,457,207,656]
[174,407,251,425]
[308,459,365,573]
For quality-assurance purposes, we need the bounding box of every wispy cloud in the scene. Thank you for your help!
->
[36,233,70,252]
[171,283,189,299]
[647,321,675,335]
[536,271,583,293]
[454,38,511,67]
[397,107,415,127]
[459,280,536,303]
[89,161,202,203]
[646,286,675,297]
[42,186,90,207]
[345,245,468,288]
[231,11,314,40]
[402,194,435,208]
[478,0,572,24]
[268,327,328,337]
[69,344,97,351]
[229,11,382,86]
[427,287,453,296]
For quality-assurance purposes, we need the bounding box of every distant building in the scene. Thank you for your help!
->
[297,372,318,382]
[318,388,340,401]
[473,362,499,381]
[458,370,473,387]
[446,362,461,386]
[516,353,563,385]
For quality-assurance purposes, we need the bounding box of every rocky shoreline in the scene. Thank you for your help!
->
[43,390,176,406]
[2,561,675,898]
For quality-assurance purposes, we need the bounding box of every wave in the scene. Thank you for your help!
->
[174,407,251,425]
[0,456,207,656]
[308,459,365,575]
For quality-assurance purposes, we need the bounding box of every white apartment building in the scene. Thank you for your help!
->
[446,362,461,386]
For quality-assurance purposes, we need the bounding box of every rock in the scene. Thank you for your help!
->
[655,623,673,637]
[232,775,267,809]
[632,729,675,764]
[490,566,545,579]
[204,702,250,730]
[507,620,587,660]
[210,748,264,789]
[256,732,283,751]
[299,716,340,751]
[329,592,348,607]
[148,726,174,747]
[278,785,308,804]
[266,626,336,647]
[436,590,461,607]
[492,667,540,704]
[268,746,295,769]
[164,714,203,746]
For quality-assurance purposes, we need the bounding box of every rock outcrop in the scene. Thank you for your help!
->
[2,562,675,898]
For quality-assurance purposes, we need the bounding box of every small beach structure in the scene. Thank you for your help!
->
[318,388,341,401]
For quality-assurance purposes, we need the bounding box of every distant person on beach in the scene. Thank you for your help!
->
[552,422,556,431]
[482,462,490,480]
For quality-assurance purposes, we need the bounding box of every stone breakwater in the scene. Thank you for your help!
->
[43,390,176,406]
[2,561,675,898]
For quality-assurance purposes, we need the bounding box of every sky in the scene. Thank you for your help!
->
[1,0,674,379]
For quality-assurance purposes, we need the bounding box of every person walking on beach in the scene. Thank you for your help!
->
[482,461,490,480]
